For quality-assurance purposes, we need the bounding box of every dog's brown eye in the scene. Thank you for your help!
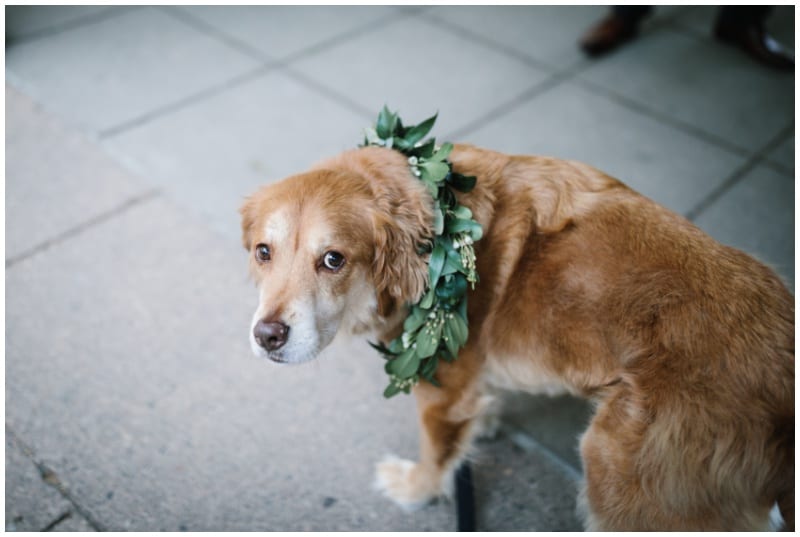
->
[255,244,271,262]
[322,251,345,271]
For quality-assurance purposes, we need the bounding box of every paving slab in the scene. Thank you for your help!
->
[103,69,370,243]
[693,164,794,291]
[5,432,73,532]
[460,80,746,216]
[290,14,551,137]
[428,5,605,71]
[472,432,582,531]
[5,85,151,262]
[5,7,259,133]
[577,25,794,152]
[175,5,398,61]
[498,393,592,472]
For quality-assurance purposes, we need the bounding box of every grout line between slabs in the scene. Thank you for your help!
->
[684,122,795,221]
[5,189,161,269]
[500,424,583,483]
[6,425,107,532]
[573,76,753,157]
[444,58,590,142]
[158,6,271,63]
[421,10,560,74]
[41,511,72,532]
[98,65,274,139]
[98,5,406,138]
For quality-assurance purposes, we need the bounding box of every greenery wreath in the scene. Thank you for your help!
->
[362,106,483,398]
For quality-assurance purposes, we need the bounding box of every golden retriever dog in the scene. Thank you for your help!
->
[239,144,794,531]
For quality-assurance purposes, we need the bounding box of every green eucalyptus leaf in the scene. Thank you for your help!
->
[433,207,444,236]
[447,312,469,346]
[423,179,439,199]
[420,161,449,184]
[442,252,463,276]
[443,322,459,357]
[388,338,405,354]
[415,324,438,358]
[419,287,436,310]
[458,297,468,322]
[448,172,477,192]
[404,113,438,146]
[470,223,483,241]
[453,205,472,220]
[420,356,441,385]
[387,348,419,378]
[376,106,397,139]
[383,382,402,398]
[428,243,446,285]
[403,306,427,333]
[394,137,412,151]
[412,139,436,159]
[429,142,453,162]
[436,272,468,300]
[447,218,481,235]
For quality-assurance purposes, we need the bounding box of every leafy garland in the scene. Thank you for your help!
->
[362,107,483,398]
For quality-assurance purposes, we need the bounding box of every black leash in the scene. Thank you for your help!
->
[455,461,476,531]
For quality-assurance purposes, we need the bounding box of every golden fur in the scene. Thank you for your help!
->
[240,144,794,530]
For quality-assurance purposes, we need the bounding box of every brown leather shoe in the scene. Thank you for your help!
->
[580,14,640,57]
[714,22,794,71]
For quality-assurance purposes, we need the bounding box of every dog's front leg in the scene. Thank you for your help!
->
[375,360,485,510]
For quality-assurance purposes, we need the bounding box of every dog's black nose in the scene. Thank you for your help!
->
[254,320,289,351]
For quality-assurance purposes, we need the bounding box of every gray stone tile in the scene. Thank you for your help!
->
[5,432,72,532]
[461,81,746,216]
[428,5,606,70]
[5,7,259,133]
[693,164,794,291]
[5,5,123,42]
[5,85,149,262]
[104,70,370,242]
[498,393,592,472]
[577,26,794,151]
[473,433,583,531]
[290,16,551,137]
[176,5,396,60]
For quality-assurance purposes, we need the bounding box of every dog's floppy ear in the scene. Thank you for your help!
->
[239,195,256,250]
[371,207,431,318]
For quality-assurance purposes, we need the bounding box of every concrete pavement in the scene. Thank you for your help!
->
[5,5,794,531]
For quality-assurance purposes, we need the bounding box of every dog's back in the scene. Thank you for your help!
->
[450,144,794,530]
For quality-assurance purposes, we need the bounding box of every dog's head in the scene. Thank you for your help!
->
[240,148,433,364]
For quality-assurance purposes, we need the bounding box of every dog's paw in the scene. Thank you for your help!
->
[373,455,441,511]
[474,412,502,441]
